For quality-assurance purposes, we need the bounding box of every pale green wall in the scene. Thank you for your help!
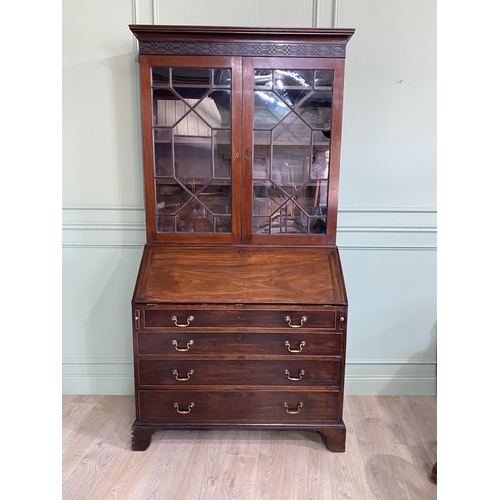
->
[62,0,436,395]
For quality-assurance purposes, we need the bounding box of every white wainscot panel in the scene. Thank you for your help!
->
[62,208,146,248]
[340,246,437,395]
[62,247,144,394]
[337,208,436,249]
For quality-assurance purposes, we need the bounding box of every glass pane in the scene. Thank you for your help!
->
[173,86,210,100]
[154,90,189,127]
[296,91,332,129]
[156,181,191,215]
[157,215,175,233]
[311,147,329,180]
[174,110,212,137]
[252,68,331,236]
[254,91,290,129]
[152,66,232,235]
[176,199,214,233]
[254,70,272,89]
[214,69,231,87]
[274,69,313,88]
[275,89,311,108]
[309,209,327,234]
[198,181,231,215]
[253,216,271,234]
[253,130,271,166]
[273,113,311,145]
[214,216,231,233]
[295,181,328,212]
[314,70,333,88]
[214,130,231,178]
[154,129,173,177]
[152,67,170,86]
[172,68,211,86]
[196,91,230,128]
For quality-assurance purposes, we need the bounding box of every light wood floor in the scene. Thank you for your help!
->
[62,395,436,500]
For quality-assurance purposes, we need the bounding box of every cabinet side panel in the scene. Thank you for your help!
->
[326,59,346,244]
[139,56,156,241]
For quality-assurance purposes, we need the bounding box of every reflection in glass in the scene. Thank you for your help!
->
[172,67,211,87]
[199,181,231,215]
[176,199,214,233]
[198,91,230,128]
[252,68,333,235]
[254,70,272,88]
[157,215,175,233]
[296,91,332,129]
[254,92,290,129]
[275,89,310,108]
[215,216,231,233]
[152,67,170,86]
[274,69,313,88]
[154,129,173,177]
[214,69,231,87]
[214,130,231,178]
[314,70,333,88]
[152,66,232,234]
[156,181,191,214]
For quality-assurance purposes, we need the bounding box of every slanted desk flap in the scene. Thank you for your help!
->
[133,245,347,305]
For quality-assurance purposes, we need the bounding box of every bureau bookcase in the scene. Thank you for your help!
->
[129,25,354,452]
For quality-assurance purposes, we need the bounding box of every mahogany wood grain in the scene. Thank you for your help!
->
[128,25,354,453]
[137,331,343,356]
[137,389,341,423]
[133,245,348,305]
[137,359,341,387]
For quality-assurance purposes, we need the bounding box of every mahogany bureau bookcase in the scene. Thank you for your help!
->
[129,25,354,452]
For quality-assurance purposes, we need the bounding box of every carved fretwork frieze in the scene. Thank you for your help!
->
[139,41,346,58]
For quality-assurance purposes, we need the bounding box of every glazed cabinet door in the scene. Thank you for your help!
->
[241,57,346,245]
[139,55,243,243]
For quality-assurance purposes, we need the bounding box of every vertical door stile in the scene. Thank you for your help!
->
[231,57,243,243]
[241,58,255,244]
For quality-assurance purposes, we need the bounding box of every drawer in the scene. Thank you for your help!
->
[138,389,340,423]
[137,332,342,356]
[139,307,346,330]
[137,359,341,387]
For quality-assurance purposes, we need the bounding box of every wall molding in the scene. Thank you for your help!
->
[62,206,436,249]
[62,358,435,366]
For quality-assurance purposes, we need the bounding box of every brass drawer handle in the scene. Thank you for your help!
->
[173,402,194,414]
[172,369,194,381]
[283,369,305,381]
[284,316,307,328]
[171,315,194,327]
[283,402,304,414]
[284,340,306,353]
[171,339,194,352]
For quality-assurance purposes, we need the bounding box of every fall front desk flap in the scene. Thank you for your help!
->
[133,245,347,305]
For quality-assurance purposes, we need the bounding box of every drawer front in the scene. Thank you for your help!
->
[138,359,341,387]
[138,389,340,423]
[141,308,345,330]
[137,332,342,356]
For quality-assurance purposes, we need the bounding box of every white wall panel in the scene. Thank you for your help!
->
[156,0,316,27]
[62,0,436,395]
[62,0,143,209]
[339,0,437,209]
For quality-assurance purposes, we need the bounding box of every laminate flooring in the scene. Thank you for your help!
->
[62,395,436,500]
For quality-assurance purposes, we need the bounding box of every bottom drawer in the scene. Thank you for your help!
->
[138,389,340,423]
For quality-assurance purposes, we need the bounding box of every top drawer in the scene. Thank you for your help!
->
[135,306,346,331]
